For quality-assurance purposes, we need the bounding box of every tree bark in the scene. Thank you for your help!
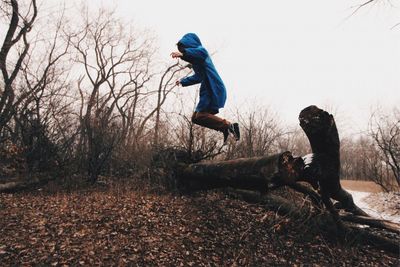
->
[178,151,304,192]
[0,0,38,133]
[298,105,368,216]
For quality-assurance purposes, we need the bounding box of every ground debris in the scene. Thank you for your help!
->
[0,180,398,266]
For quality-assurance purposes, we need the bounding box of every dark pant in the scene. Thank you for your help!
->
[191,110,230,132]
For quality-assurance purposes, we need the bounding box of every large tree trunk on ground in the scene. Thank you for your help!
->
[178,151,304,192]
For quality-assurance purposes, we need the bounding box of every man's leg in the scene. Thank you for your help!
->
[191,111,240,141]
[191,111,230,132]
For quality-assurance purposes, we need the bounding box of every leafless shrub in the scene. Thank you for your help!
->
[225,106,284,159]
[172,112,225,161]
[277,128,311,157]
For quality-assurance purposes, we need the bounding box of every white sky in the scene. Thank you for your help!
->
[49,1,400,135]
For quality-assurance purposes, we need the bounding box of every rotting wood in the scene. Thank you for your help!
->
[298,105,369,217]
[178,151,304,192]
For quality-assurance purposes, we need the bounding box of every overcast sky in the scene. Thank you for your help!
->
[54,0,400,135]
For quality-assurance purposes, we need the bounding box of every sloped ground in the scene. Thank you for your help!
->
[0,179,398,266]
[341,180,400,224]
[364,192,400,216]
[355,191,400,224]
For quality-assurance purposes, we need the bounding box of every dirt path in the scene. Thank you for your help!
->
[342,180,400,223]
[341,180,383,193]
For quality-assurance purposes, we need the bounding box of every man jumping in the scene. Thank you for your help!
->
[171,33,240,143]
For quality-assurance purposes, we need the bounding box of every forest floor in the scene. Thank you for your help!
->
[0,178,399,266]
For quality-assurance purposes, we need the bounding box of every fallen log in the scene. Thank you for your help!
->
[0,176,53,193]
[178,151,304,192]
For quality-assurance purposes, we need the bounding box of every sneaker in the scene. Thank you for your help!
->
[223,128,229,144]
[228,123,240,141]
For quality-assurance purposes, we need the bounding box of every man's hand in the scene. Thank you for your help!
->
[171,51,183,58]
[175,80,181,86]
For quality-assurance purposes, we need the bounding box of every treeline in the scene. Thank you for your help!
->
[0,1,398,190]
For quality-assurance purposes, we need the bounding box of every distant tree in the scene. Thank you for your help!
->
[369,108,400,188]
[13,9,72,172]
[0,0,38,137]
[70,8,155,183]
[277,128,310,157]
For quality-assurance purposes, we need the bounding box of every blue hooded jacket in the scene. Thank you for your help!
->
[178,33,227,112]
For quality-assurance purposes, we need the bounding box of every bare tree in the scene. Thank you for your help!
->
[346,0,399,29]
[71,8,155,182]
[153,62,189,147]
[0,0,38,137]
[16,9,74,169]
[369,108,400,188]
[349,0,380,17]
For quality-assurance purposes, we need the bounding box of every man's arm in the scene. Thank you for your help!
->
[171,48,205,86]
[180,72,203,87]
[171,51,183,58]
[181,47,207,63]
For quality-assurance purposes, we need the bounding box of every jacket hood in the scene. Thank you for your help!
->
[178,33,202,48]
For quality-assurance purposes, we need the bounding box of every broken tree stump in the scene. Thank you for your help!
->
[298,105,368,217]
